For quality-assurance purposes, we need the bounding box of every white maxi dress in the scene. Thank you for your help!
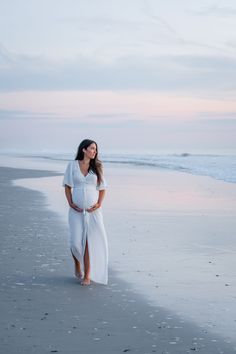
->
[62,160,108,285]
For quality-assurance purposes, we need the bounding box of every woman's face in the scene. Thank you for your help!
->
[84,143,97,159]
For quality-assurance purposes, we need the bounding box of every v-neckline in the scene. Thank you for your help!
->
[77,160,89,178]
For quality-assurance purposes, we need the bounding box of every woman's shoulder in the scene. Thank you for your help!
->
[65,160,76,170]
[67,160,76,166]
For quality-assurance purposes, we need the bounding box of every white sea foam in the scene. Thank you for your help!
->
[102,153,236,184]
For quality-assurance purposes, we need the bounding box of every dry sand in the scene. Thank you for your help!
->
[1,166,236,353]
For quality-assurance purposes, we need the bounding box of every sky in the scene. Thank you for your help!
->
[0,0,236,154]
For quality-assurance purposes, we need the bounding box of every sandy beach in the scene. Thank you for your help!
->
[1,164,236,353]
[1,0,236,352]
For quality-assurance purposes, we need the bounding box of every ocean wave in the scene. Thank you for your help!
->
[101,153,236,184]
[3,151,236,184]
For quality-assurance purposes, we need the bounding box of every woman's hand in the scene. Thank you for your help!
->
[86,202,101,213]
[69,202,83,213]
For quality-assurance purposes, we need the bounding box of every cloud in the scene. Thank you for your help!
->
[198,111,236,118]
[0,109,59,120]
[196,111,236,125]
[1,43,236,94]
[0,108,145,125]
[201,118,236,125]
[226,39,236,49]
[193,5,236,17]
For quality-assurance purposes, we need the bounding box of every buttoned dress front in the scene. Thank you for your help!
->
[62,160,108,285]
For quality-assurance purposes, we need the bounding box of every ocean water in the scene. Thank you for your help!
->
[0,152,236,183]
[5,151,236,185]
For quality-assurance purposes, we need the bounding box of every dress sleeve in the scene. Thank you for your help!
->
[96,174,108,191]
[62,161,74,188]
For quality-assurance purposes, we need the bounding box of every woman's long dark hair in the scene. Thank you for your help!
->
[75,139,103,185]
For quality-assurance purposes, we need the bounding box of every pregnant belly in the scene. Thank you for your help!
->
[72,188,98,209]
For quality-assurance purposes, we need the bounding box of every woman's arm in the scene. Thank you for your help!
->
[98,190,105,206]
[64,185,83,212]
[64,185,73,205]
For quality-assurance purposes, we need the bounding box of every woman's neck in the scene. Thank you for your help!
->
[80,158,90,165]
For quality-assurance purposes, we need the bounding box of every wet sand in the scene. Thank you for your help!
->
[13,162,236,343]
[0,166,236,353]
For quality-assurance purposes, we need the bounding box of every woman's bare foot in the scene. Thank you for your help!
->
[81,277,91,286]
[74,265,83,279]
[71,250,83,279]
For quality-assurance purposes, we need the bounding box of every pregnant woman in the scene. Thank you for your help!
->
[62,139,108,286]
